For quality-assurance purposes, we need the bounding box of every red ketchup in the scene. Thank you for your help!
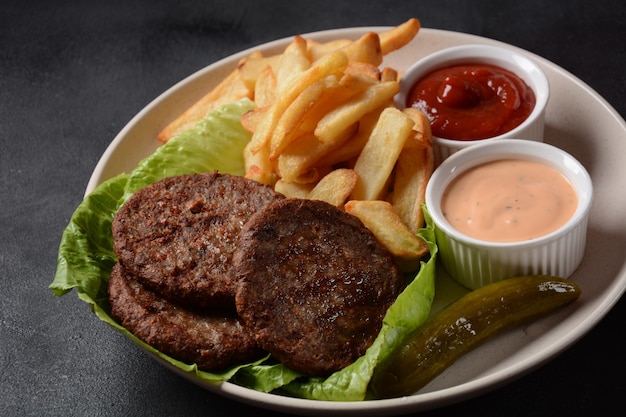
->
[407,64,536,140]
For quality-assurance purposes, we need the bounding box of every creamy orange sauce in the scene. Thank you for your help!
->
[441,159,578,242]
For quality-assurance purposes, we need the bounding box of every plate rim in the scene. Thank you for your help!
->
[86,26,626,416]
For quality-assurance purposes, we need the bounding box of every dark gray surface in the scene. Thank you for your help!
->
[2,1,625,416]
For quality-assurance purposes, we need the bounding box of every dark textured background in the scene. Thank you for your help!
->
[2,1,625,416]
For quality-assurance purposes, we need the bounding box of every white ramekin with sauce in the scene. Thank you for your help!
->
[425,139,593,290]
[396,44,550,165]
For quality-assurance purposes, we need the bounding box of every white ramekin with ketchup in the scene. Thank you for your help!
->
[425,139,593,290]
[396,44,550,165]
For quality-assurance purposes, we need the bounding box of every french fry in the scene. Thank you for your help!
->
[293,165,333,184]
[345,200,429,272]
[381,67,399,82]
[157,68,251,142]
[307,38,352,62]
[291,69,377,137]
[307,168,358,208]
[274,178,313,199]
[318,105,382,167]
[344,61,381,82]
[351,107,414,201]
[246,36,312,155]
[239,62,277,135]
[240,107,266,133]
[251,49,349,153]
[392,108,434,232]
[392,146,433,232]
[276,36,311,87]
[269,76,336,160]
[340,32,383,66]
[244,140,274,184]
[253,65,278,108]
[275,134,321,182]
[157,19,422,146]
[277,122,358,183]
[379,18,421,56]
[314,81,399,144]
[238,52,281,91]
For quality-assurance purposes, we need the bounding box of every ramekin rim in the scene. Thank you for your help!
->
[424,139,593,248]
[396,43,550,143]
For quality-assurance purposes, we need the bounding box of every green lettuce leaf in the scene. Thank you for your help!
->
[51,98,257,382]
[51,174,127,299]
[123,98,255,200]
[50,97,438,400]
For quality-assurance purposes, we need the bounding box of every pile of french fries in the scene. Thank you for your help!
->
[157,18,433,272]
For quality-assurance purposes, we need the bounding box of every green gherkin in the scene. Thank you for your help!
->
[370,275,581,398]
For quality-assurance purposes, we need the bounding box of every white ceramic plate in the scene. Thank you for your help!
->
[87,27,626,416]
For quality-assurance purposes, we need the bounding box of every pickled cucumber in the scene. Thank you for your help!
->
[369,275,581,398]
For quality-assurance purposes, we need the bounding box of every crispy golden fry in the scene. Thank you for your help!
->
[308,32,382,66]
[318,105,382,167]
[246,37,311,155]
[381,67,399,82]
[238,52,281,91]
[293,165,333,185]
[351,107,415,201]
[340,32,383,66]
[401,107,433,148]
[379,18,421,56]
[392,108,434,232]
[276,36,311,82]
[157,69,251,143]
[314,81,399,144]
[247,108,274,161]
[275,134,321,183]
[240,67,276,134]
[274,178,313,199]
[157,19,421,145]
[243,140,274,184]
[277,122,358,183]
[250,49,349,154]
[247,37,328,171]
[307,168,358,208]
[291,69,377,137]
[269,76,336,160]
[240,107,266,133]
[345,200,429,272]
[306,38,352,62]
[254,65,277,108]
[392,146,434,232]
[345,61,381,82]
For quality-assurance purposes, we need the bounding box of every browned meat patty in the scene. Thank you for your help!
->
[234,198,405,377]
[108,262,266,372]
[112,172,284,309]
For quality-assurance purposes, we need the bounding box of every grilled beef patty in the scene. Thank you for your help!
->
[112,172,284,309]
[234,198,405,376]
[108,262,265,371]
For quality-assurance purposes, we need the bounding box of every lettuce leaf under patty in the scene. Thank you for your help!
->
[50,97,438,400]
